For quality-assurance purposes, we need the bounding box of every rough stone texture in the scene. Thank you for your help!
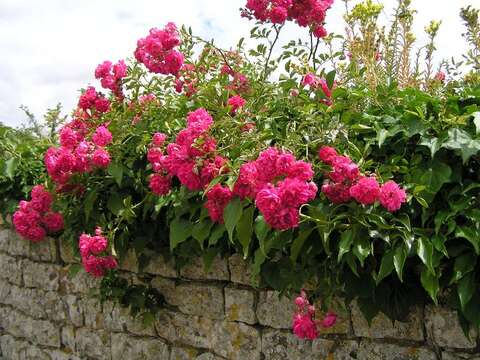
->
[225,285,256,324]
[111,333,169,360]
[2,227,480,360]
[180,255,229,281]
[228,254,253,286]
[357,340,438,360]
[257,290,295,329]
[351,300,424,341]
[425,305,478,349]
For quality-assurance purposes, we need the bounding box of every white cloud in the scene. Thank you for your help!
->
[0,0,477,127]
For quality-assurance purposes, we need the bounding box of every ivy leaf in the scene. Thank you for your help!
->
[223,197,243,243]
[458,272,475,310]
[237,206,255,258]
[471,112,480,135]
[420,268,439,304]
[108,162,124,187]
[290,228,313,262]
[169,218,192,251]
[393,243,408,282]
[419,136,441,158]
[416,238,435,274]
[455,227,480,254]
[376,249,394,285]
[5,157,19,179]
[338,229,354,262]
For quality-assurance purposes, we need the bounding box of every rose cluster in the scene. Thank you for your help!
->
[45,121,113,187]
[79,228,118,278]
[319,146,407,212]
[292,290,337,341]
[13,185,64,242]
[134,22,184,76]
[242,0,334,37]
[233,147,317,230]
[302,72,333,105]
[95,60,127,99]
[147,108,228,195]
[175,63,198,97]
[78,86,111,115]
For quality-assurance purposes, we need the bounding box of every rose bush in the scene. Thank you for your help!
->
[2,0,480,340]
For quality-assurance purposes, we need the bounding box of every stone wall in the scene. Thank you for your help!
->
[0,227,479,360]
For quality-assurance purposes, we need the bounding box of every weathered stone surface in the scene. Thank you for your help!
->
[174,282,225,319]
[75,328,110,360]
[144,254,178,278]
[225,285,256,324]
[156,309,213,349]
[0,228,10,252]
[257,291,295,329]
[22,259,60,290]
[0,334,52,360]
[442,352,480,360]
[81,297,104,330]
[169,346,200,360]
[425,305,477,349]
[111,333,169,360]
[0,253,22,285]
[64,295,84,327]
[7,231,30,257]
[61,325,76,354]
[28,237,58,262]
[151,276,177,306]
[313,339,359,360]
[0,307,60,347]
[119,249,139,272]
[351,300,424,341]
[180,256,229,281]
[0,278,11,303]
[59,238,77,264]
[357,340,437,360]
[315,297,351,335]
[228,254,253,286]
[211,321,261,360]
[261,329,313,360]
[59,266,101,294]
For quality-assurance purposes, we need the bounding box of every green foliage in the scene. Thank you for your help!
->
[1,3,480,334]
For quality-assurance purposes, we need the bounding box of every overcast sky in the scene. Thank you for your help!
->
[0,0,476,128]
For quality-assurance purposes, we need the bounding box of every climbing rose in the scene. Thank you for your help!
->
[92,126,113,147]
[321,182,351,204]
[292,313,318,340]
[79,228,117,278]
[42,212,64,233]
[318,146,337,165]
[349,176,380,205]
[30,185,53,213]
[321,312,337,328]
[152,132,167,146]
[149,174,172,196]
[91,148,111,168]
[379,180,407,212]
[227,95,246,114]
[205,184,233,223]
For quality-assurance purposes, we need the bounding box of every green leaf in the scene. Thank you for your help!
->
[420,268,439,303]
[456,227,480,254]
[68,264,82,279]
[209,224,226,246]
[419,136,441,158]
[169,218,192,251]
[290,228,313,262]
[326,70,336,90]
[458,272,475,310]
[352,236,371,267]
[451,253,476,283]
[5,157,19,179]
[107,193,123,215]
[338,229,354,262]
[108,163,124,187]
[442,128,480,163]
[416,238,435,274]
[237,206,255,258]
[84,190,98,221]
[393,243,408,281]
[472,112,480,134]
[192,220,213,248]
[254,215,269,243]
[223,197,243,243]
[376,249,394,285]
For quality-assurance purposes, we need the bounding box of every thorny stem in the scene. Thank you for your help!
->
[192,35,236,74]
[263,24,283,80]
[312,37,320,71]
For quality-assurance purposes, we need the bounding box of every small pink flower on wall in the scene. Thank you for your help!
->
[79,228,118,278]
